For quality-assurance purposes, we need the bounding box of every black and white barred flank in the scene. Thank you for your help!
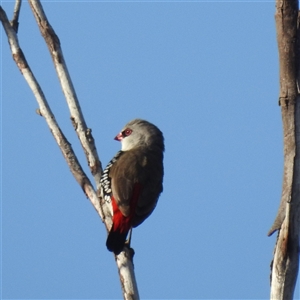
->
[100,150,123,203]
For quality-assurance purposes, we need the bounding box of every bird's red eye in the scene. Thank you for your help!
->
[123,129,132,137]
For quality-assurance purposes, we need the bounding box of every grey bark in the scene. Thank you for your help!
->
[269,1,300,299]
[0,1,140,299]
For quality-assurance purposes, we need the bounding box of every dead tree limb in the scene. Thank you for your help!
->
[28,0,103,188]
[10,0,21,32]
[0,3,104,232]
[268,0,300,299]
[0,2,139,299]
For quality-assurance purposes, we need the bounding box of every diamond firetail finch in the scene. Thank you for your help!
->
[100,119,164,255]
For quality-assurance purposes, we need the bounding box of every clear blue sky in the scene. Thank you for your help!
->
[2,1,299,299]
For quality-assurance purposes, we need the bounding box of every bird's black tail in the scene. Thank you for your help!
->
[106,228,128,255]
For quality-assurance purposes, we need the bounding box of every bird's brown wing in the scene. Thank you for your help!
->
[109,148,163,223]
[109,149,144,217]
[132,150,163,227]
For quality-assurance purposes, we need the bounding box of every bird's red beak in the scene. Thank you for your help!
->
[114,132,123,141]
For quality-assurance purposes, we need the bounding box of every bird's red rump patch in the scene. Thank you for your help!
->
[111,183,142,235]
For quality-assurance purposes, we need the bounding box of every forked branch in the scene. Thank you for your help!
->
[0,3,103,226]
[0,2,139,299]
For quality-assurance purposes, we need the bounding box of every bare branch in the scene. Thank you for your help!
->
[28,0,103,190]
[10,0,22,32]
[117,250,140,300]
[0,5,104,222]
[1,3,140,299]
[269,0,300,299]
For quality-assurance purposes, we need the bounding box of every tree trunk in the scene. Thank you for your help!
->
[269,0,300,299]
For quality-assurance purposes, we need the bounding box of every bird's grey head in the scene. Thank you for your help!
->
[114,119,164,152]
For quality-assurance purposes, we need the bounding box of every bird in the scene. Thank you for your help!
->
[100,119,164,255]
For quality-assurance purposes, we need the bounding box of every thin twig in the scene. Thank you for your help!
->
[10,0,22,32]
